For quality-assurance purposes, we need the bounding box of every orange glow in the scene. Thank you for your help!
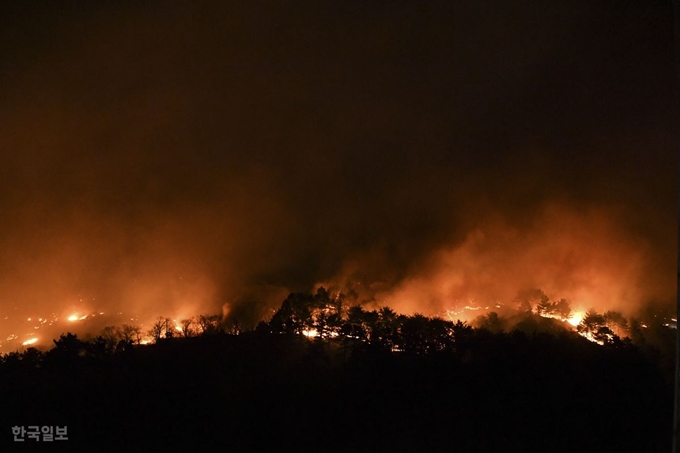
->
[302,329,318,338]
[324,204,659,320]
[567,311,585,327]
[67,313,88,322]
[22,338,38,346]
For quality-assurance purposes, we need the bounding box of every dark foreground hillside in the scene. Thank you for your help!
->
[0,329,672,452]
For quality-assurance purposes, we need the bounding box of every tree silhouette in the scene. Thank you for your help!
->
[197,314,222,335]
[120,324,142,344]
[427,316,455,352]
[179,318,195,337]
[269,293,316,335]
[474,312,504,333]
[100,326,120,351]
[2,351,23,371]
[148,317,167,342]
[450,320,474,354]
[553,299,571,319]
[164,318,175,339]
[22,347,44,368]
[46,333,87,368]
[374,306,400,350]
[400,313,431,354]
[314,309,331,338]
[2,348,44,372]
[536,298,552,316]
[88,336,111,359]
[342,305,370,341]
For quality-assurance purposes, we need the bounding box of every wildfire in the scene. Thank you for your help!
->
[302,329,318,338]
[578,331,605,346]
[567,311,585,327]
[22,338,38,346]
[67,314,88,322]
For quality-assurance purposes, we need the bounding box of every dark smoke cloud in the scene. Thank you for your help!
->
[0,1,675,339]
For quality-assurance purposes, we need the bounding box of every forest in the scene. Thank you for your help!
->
[0,288,674,452]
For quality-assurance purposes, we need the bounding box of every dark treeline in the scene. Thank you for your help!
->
[0,288,673,452]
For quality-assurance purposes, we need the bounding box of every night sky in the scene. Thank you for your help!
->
[0,1,676,339]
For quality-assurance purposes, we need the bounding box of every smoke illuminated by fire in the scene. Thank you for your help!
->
[316,204,662,323]
[0,201,670,349]
[0,1,674,349]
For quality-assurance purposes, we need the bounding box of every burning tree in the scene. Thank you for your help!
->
[340,305,371,341]
[269,293,311,334]
[268,287,343,337]
[577,310,618,344]
[575,309,632,344]
[536,298,572,319]
[603,310,629,338]
[222,317,241,335]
